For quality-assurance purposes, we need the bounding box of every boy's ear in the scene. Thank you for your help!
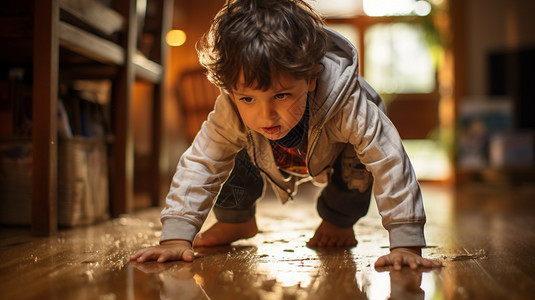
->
[307,76,318,92]
[307,64,321,92]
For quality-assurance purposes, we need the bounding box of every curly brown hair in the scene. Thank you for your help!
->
[197,0,327,91]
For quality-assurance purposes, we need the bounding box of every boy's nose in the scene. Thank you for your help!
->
[258,102,277,120]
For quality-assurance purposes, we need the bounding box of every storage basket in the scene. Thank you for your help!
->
[0,137,109,226]
[58,137,109,226]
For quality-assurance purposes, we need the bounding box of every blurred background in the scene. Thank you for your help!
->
[0,0,534,232]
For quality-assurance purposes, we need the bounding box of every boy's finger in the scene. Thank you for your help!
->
[392,256,403,270]
[157,252,171,263]
[432,259,443,267]
[137,253,153,262]
[182,249,195,262]
[409,259,419,269]
[374,257,385,267]
[420,258,433,267]
[374,255,389,267]
[130,248,148,260]
[138,249,160,262]
[421,258,441,268]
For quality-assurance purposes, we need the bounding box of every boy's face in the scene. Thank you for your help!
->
[230,72,317,140]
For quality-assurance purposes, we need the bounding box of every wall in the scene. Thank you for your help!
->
[465,0,535,96]
[158,0,225,174]
[168,0,225,95]
[163,0,225,145]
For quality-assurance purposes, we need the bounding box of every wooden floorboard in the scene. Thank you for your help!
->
[1,182,534,299]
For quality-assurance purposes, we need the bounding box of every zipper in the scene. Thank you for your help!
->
[247,131,292,199]
[306,91,335,176]
[306,126,325,177]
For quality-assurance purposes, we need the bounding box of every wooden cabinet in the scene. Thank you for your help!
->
[0,0,172,235]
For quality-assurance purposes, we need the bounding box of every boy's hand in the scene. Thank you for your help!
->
[130,239,194,263]
[374,247,442,271]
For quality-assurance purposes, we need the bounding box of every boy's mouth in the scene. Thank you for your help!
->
[261,125,281,135]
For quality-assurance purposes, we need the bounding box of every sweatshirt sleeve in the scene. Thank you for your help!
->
[342,89,426,249]
[160,93,246,243]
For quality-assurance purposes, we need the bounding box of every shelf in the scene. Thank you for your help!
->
[59,0,124,37]
[134,53,162,83]
[59,21,124,66]
[1,1,163,85]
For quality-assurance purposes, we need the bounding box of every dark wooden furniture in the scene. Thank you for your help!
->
[0,0,172,235]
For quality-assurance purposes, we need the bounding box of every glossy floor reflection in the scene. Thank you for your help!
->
[1,182,534,299]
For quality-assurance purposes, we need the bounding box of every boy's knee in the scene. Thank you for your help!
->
[215,149,263,213]
[315,145,374,227]
[340,157,373,193]
[317,187,372,228]
[213,204,256,223]
[334,145,373,193]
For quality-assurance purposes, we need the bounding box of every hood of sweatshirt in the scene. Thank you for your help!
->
[309,27,361,131]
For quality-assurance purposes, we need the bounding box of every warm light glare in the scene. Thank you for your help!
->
[308,0,362,18]
[364,0,415,16]
[364,23,435,94]
[358,271,390,299]
[414,1,432,16]
[166,29,187,47]
[363,0,432,16]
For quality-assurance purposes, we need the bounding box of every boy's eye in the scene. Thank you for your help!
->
[240,97,254,103]
[274,93,289,100]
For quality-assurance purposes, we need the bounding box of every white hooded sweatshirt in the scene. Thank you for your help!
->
[160,28,426,249]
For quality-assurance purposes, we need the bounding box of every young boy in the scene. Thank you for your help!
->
[131,0,441,270]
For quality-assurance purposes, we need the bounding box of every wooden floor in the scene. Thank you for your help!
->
[1,181,535,300]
